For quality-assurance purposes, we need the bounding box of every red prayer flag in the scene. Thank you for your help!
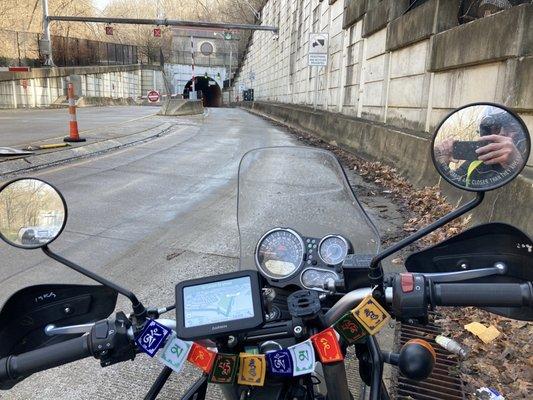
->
[311,327,344,363]
[187,342,216,373]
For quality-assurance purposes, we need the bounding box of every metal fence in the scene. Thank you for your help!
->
[0,29,155,67]
[51,35,138,67]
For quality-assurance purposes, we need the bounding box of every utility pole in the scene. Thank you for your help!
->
[41,0,54,66]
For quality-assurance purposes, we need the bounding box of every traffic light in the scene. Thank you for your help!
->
[154,28,161,37]
[105,26,113,35]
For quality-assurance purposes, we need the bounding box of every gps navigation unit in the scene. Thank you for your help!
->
[175,270,264,340]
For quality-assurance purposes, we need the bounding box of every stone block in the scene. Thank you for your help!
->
[365,54,387,82]
[431,62,504,109]
[388,74,427,108]
[343,0,367,29]
[366,27,387,58]
[390,40,429,78]
[429,4,531,71]
[386,0,460,51]
[387,107,426,131]
[504,56,533,110]
[362,0,390,37]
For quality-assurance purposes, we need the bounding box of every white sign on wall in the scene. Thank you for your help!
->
[308,33,329,67]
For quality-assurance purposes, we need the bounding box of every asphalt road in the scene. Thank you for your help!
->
[0,106,158,148]
[0,108,405,399]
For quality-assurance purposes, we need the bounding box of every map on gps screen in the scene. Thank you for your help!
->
[183,276,255,328]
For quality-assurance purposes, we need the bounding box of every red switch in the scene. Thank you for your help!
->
[400,273,414,293]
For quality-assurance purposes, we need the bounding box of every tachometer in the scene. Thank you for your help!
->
[318,235,349,265]
[255,228,304,279]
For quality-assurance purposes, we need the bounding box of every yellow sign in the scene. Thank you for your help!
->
[352,295,390,335]
[237,353,266,386]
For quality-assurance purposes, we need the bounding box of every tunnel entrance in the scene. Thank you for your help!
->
[183,76,222,107]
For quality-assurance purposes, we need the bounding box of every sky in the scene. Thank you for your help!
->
[93,0,111,10]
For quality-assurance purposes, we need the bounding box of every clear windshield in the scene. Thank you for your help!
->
[237,146,380,270]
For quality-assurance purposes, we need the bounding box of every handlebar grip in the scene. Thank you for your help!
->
[0,335,92,383]
[433,283,533,307]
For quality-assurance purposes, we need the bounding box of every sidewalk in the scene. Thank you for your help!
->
[0,115,175,177]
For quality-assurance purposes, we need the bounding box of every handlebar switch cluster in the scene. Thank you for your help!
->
[90,312,135,367]
[392,273,429,324]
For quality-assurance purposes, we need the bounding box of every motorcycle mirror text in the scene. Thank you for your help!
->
[432,103,530,192]
[0,178,67,249]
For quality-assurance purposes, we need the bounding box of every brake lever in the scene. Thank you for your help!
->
[422,262,507,283]
[44,322,94,336]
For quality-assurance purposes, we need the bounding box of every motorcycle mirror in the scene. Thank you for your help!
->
[431,103,530,192]
[0,178,67,249]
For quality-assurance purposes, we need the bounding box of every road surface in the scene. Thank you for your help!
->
[0,106,158,148]
[0,107,404,399]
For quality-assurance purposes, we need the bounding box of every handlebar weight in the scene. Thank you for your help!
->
[0,335,92,382]
[434,283,533,307]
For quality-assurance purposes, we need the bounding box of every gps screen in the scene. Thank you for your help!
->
[183,276,255,328]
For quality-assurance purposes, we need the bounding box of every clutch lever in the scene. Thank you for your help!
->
[45,322,95,336]
[422,262,507,283]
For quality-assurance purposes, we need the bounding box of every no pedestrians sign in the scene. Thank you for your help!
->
[308,33,328,67]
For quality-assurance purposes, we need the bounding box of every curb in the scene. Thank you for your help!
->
[0,122,173,177]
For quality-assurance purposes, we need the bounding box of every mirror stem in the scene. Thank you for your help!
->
[369,192,485,290]
[42,246,147,323]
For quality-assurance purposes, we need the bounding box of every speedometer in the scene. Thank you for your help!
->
[255,228,304,279]
[318,235,349,265]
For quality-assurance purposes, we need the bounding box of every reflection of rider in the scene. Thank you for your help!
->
[435,107,524,188]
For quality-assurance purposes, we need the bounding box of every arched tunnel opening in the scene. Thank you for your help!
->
[183,76,222,107]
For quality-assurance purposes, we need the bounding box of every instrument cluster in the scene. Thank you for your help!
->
[255,228,352,291]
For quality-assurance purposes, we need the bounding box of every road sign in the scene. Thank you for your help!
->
[105,26,113,36]
[147,90,160,103]
[308,33,329,67]
[154,28,161,37]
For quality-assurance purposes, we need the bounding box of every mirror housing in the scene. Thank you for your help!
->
[431,103,530,192]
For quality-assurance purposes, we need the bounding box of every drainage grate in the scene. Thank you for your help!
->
[395,318,465,400]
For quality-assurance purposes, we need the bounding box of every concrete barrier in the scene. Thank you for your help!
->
[240,101,533,234]
[158,99,204,116]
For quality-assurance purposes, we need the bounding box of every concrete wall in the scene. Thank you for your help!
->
[233,0,532,229]
[0,64,164,109]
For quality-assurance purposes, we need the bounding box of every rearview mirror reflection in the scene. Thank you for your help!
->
[0,178,67,249]
[432,104,530,191]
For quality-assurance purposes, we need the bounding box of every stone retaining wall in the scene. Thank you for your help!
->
[234,1,532,170]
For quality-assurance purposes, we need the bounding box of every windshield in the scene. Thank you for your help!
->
[237,146,380,271]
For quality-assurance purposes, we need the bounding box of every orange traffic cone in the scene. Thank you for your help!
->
[64,83,86,142]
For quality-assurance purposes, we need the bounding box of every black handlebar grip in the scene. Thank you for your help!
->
[0,335,92,383]
[434,283,533,307]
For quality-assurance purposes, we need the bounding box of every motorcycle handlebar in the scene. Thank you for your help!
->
[433,282,533,307]
[0,335,92,384]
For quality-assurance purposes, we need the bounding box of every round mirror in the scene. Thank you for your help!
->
[0,178,67,249]
[432,103,530,191]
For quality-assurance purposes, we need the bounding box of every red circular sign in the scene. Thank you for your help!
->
[147,90,160,103]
